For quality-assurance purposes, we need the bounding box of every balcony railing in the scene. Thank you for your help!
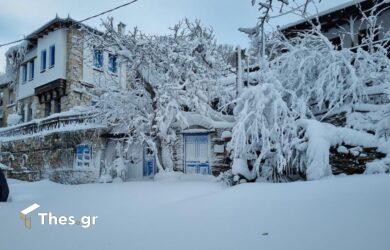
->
[0,111,105,142]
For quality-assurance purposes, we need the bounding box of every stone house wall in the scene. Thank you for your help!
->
[210,128,232,176]
[62,27,92,111]
[0,85,12,127]
[173,126,232,176]
[0,130,104,182]
[1,84,17,126]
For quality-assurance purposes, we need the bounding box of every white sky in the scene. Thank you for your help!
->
[0,0,357,72]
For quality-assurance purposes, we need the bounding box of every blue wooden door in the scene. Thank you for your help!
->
[184,134,210,175]
[143,146,156,177]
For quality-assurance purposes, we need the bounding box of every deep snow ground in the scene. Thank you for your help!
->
[0,174,389,250]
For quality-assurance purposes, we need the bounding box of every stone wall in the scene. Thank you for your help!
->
[61,27,92,111]
[210,128,232,176]
[0,129,104,183]
[173,127,232,176]
[1,85,16,127]
[330,145,386,175]
[173,133,184,172]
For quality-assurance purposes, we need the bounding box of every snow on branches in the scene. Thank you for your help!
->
[250,0,320,29]
[269,31,368,118]
[230,4,390,181]
[228,60,299,181]
[0,41,28,85]
[248,0,321,35]
[89,18,234,172]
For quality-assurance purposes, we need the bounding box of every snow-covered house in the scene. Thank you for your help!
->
[280,0,390,50]
[0,17,235,183]
[279,0,390,121]
[229,0,390,181]
[6,17,127,123]
[0,17,130,182]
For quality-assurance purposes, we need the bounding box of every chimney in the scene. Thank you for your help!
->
[118,22,126,35]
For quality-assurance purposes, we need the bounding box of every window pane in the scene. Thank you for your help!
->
[22,65,27,82]
[76,145,92,168]
[93,50,103,68]
[108,54,117,73]
[50,45,55,67]
[41,50,47,71]
[29,60,34,80]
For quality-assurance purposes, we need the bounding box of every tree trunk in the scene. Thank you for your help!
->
[142,75,166,172]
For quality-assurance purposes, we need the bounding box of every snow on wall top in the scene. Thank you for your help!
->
[25,17,100,42]
[178,112,234,131]
[0,106,92,134]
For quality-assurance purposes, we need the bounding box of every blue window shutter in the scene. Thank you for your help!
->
[30,60,34,80]
[93,50,103,69]
[49,45,55,67]
[109,54,117,73]
[41,50,47,71]
[22,65,27,82]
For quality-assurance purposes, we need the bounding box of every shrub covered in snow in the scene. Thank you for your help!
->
[50,169,98,185]
[376,104,390,140]
[216,169,235,186]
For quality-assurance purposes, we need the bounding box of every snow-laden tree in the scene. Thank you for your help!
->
[230,1,390,181]
[250,0,320,26]
[377,103,390,140]
[240,0,321,58]
[4,42,28,81]
[229,59,301,181]
[269,31,370,118]
[88,18,233,172]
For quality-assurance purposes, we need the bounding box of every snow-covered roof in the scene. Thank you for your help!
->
[178,112,234,131]
[25,17,101,43]
[280,0,367,31]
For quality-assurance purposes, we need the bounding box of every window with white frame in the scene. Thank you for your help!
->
[41,50,47,72]
[76,144,92,168]
[108,53,117,73]
[29,59,35,81]
[93,49,103,69]
[49,45,55,67]
[22,64,28,83]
